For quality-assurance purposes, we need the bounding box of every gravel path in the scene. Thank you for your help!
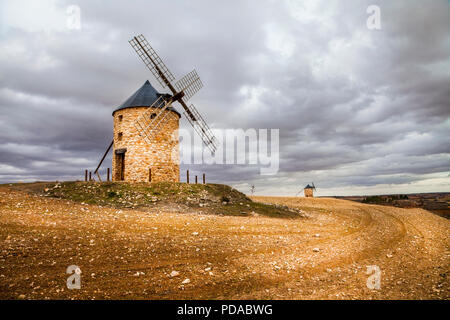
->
[0,187,448,299]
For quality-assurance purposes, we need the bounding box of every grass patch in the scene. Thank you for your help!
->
[8,181,303,219]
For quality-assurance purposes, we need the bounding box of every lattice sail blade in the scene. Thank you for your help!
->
[133,97,176,144]
[175,70,203,102]
[129,34,175,88]
[183,103,218,153]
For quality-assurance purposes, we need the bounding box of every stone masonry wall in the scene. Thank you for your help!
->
[112,106,180,182]
[304,188,314,198]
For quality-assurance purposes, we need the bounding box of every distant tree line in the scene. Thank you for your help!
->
[362,194,409,204]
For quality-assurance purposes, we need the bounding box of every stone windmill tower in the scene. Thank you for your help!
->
[304,183,316,198]
[111,80,181,182]
[93,34,218,183]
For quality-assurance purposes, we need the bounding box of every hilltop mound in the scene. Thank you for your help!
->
[10,181,303,218]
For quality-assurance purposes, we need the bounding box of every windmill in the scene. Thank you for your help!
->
[296,182,316,197]
[93,34,218,181]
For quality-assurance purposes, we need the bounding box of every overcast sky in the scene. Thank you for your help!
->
[0,0,449,196]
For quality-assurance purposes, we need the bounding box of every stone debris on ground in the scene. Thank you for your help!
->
[0,184,448,300]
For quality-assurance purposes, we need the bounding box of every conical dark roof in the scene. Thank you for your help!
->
[304,184,314,189]
[113,80,180,116]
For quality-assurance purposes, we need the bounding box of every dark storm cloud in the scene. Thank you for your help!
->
[0,0,449,195]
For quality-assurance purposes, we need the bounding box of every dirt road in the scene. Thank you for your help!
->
[0,187,448,299]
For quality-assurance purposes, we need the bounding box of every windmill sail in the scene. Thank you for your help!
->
[129,35,175,88]
[130,34,218,153]
[133,96,177,144]
[183,103,218,153]
[175,70,203,102]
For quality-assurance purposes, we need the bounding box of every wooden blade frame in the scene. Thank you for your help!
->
[133,96,177,144]
[129,35,175,88]
[175,69,203,103]
[183,103,218,153]
[130,34,218,153]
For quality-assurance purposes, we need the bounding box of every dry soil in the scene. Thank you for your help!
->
[0,187,448,299]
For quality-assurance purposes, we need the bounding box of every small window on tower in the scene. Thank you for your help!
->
[150,113,157,119]
[118,132,123,141]
[118,115,123,122]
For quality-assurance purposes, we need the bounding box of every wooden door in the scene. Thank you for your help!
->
[116,153,125,181]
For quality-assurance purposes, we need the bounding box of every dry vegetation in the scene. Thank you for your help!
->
[9,181,302,218]
[336,193,450,219]
[0,182,448,300]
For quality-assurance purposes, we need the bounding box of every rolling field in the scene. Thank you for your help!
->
[0,184,448,299]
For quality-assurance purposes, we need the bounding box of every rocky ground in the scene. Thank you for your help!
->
[0,184,448,299]
[9,181,302,218]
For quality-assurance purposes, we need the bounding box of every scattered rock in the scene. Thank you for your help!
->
[182,278,190,284]
[313,248,320,252]
[170,271,180,278]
